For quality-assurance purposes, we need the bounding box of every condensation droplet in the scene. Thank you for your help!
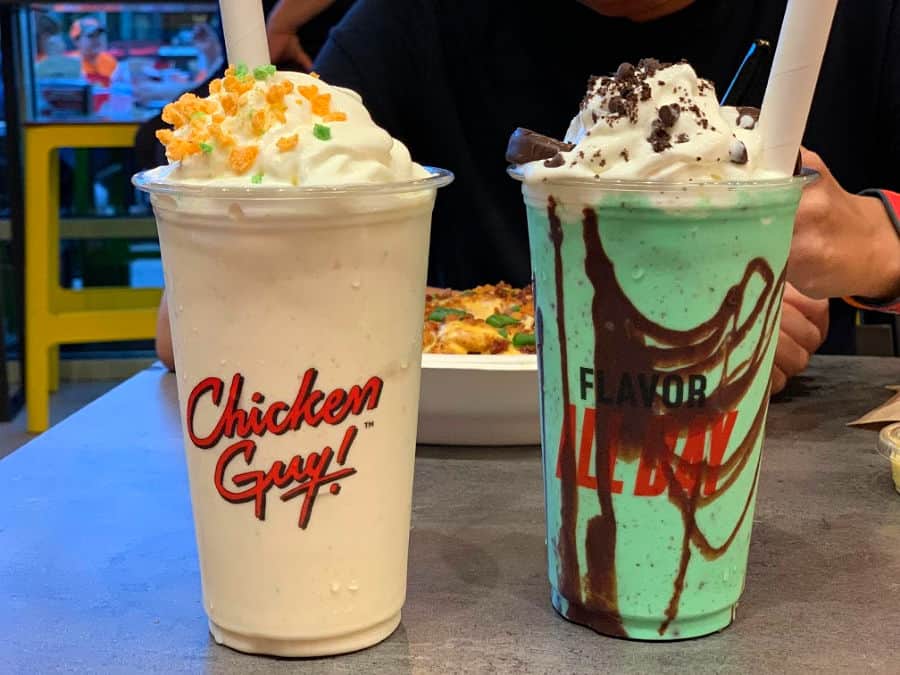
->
[219,359,226,366]
[605,321,615,332]
[631,266,645,280]
[351,281,361,289]
[330,582,341,594]
[400,361,409,370]
[228,203,245,221]
[348,581,359,593]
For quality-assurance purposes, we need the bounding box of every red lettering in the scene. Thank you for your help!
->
[185,369,383,530]
[674,418,706,494]
[703,410,738,496]
[577,407,597,489]
[213,426,360,529]
[554,407,741,499]
[557,405,623,493]
[186,376,225,449]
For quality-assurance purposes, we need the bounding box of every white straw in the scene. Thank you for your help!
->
[218,1,270,68]
[759,0,838,175]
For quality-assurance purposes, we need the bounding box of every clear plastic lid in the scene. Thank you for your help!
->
[877,422,900,460]
[132,165,454,199]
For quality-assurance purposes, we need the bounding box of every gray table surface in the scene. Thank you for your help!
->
[1,356,899,674]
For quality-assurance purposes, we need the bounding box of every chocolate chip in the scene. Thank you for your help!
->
[620,149,630,161]
[676,133,690,144]
[543,153,566,168]
[616,62,635,80]
[640,85,652,101]
[505,128,574,165]
[658,104,681,128]
[648,124,672,153]
[729,139,748,164]
[608,96,629,116]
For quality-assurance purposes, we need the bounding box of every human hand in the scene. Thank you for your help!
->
[770,282,829,395]
[788,148,900,301]
[266,29,313,70]
[156,290,175,372]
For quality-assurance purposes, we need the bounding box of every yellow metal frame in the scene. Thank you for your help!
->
[25,124,161,432]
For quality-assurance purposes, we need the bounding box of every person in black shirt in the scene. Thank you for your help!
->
[308,0,900,386]
[153,0,900,394]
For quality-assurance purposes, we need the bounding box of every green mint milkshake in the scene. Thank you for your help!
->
[507,59,813,640]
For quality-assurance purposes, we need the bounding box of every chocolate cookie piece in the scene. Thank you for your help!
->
[506,128,574,165]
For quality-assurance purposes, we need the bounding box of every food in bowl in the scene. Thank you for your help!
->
[423,283,535,354]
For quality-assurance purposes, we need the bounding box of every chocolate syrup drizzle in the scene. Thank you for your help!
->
[545,198,783,637]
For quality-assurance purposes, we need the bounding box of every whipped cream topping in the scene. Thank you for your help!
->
[516,59,778,183]
[154,66,427,186]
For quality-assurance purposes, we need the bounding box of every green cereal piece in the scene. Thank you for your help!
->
[253,64,277,80]
[251,172,264,184]
[199,142,214,154]
[313,123,332,141]
[234,63,249,79]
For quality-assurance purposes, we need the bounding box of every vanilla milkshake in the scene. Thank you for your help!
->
[508,59,811,639]
[135,66,451,656]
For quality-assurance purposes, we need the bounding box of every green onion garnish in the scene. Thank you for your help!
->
[251,172,264,184]
[199,142,214,154]
[313,123,332,141]
[486,313,520,329]
[428,307,467,322]
[253,64,277,80]
[498,328,509,339]
[510,305,522,312]
[190,111,207,120]
[512,332,536,347]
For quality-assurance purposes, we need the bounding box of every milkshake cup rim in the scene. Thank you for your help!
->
[508,166,818,191]
[132,165,454,198]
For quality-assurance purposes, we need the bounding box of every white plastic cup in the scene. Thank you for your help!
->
[134,168,452,656]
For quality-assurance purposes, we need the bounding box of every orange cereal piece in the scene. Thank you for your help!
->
[298,84,319,101]
[223,74,254,96]
[322,111,347,123]
[265,81,294,104]
[228,145,259,174]
[155,129,174,145]
[251,109,269,135]
[310,72,320,79]
[161,102,189,129]
[311,93,331,116]
[271,103,287,124]
[209,124,235,147]
[166,139,202,161]
[209,79,222,94]
[220,93,239,117]
[277,134,299,152]
[212,113,225,124]
[224,65,236,77]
